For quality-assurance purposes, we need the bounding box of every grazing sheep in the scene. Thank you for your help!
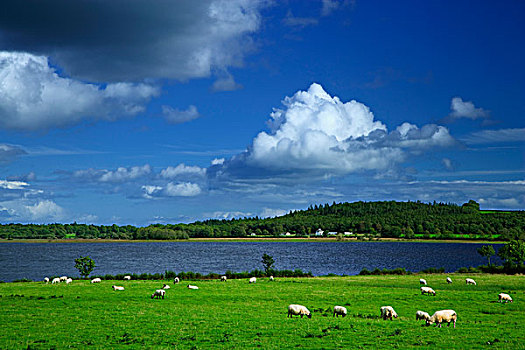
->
[151,289,165,299]
[426,310,457,328]
[44,277,49,284]
[162,284,170,290]
[380,306,398,320]
[187,284,199,290]
[249,277,256,283]
[287,304,311,318]
[420,286,436,296]
[498,293,513,303]
[60,276,68,282]
[221,276,227,282]
[416,310,431,321]
[112,285,125,291]
[465,278,477,285]
[333,305,347,317]
[66,278,73,284]
[269,276,274,281]
[174,277,180,284]
[419,278,427,285]
[446,277,452,284]
[123,275,131,280]
[91,278,102,283]
[51,277,60,284]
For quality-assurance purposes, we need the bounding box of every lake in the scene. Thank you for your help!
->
[0,241,503,282]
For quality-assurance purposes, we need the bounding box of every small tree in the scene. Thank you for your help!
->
[498,240,525,268]
[477,245,496,266]
[261,253,275,275]
[74,256,96,278]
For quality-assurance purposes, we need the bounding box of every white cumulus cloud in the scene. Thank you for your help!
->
[160,164,206,179]
[26,200,65,221]
[449,97,489,120]
[161,105,201,125]
[165,182,202,197]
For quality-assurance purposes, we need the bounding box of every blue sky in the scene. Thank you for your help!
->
[0,0,523,225]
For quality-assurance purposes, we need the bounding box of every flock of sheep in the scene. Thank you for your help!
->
[42,273,514,327]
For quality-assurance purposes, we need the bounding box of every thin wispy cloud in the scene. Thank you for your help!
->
[460,128,525,145]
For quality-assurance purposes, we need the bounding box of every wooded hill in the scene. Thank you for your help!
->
[1,200,523,241]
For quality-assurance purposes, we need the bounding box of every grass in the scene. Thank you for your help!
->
[0,274,523,349]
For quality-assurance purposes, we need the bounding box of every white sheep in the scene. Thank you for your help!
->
[112,285,125,291]
[249,277,256,283]
[498,293,513,303]
[66,278,73,284]
[44,277,49,284]
[416,310,430,321]
[91,278,102,283]
[465,278,477,285]
[221,275,227,282]
[269,276,274,281]
[174,277,180,284]
[426,309,457,328]
[162,284,170,290]
[420,286,436,296]
[59,276,68,282]
[51,277,60,284]
[380,306,398,320]
[446,277,452,284]
[333,305,347,317]
[287,304,311,318]
[419,278,427,285]
[187,284,199,290]
[123,275,131,280]
[151,289,165,299]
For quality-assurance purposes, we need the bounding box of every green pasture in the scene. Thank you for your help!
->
[0,274,523,349]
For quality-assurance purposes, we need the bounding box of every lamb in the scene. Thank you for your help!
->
[419,278,427,285]
[426,309,457,328]
[333,305,347,317]
[498,293,513,303]
[420,286,436,296]
[112,285,125,291]
[151,289,165,299]
[287,304,311,318]
[416,310,430,321]
[60,276,68,282]
[174,277,180,284]
[465,278,477,285]
[269,276,274,281]
[123,275,131,280]
[446,277,452,284]
[51,277,60,284]
[66,278,73,284]
[187,284,199,290]
[44,277,49,284]
[221,276,227,282]
[380,306,398,320]
[91,278,102,283]
[249,277,256,283]
[162,284,170,290]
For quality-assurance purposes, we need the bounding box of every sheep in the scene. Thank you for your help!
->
[162,284,170,290]
[249,277,256,283]
[287,304,311,318]
[420,286,436,296]
[380,306,398,320]
[416,310,431,321]
[151,289,165,299]
[498,293,513,303]
[91,278,102,283]
[269,276,274,281]
[174,277,180,284]
[221,275,227,282]
[333,305,347,317]
[112,285,125,291]
[123,275,131,280]
[51,277,60,284]
[187,284,199,290]
[44,277,49,284]
[465,278,477,285]
[426,310,457,328]
[419,278,427,285]
[446,277,452,284]
[59,276,68,282]
[66,278,73,284]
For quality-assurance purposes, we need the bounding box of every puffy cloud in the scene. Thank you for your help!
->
[211,158,225,165]
[260,208,288,218]
[449,97,489,120]
[160,164,206,179]
[73,165,152,183]
[142,182,202,198]
[0,52,159,130]
[161,105,201,125]
[26,200,65,220]
[0,180,28,190]
[0,143,26,163]
[460,128,525,145]
[0,0,265,83]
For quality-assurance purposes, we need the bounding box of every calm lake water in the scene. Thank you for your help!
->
[0,241,503,282]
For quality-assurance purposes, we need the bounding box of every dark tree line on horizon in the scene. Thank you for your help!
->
[0,200,523,241]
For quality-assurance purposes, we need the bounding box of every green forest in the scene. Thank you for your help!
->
[1,200,524,241]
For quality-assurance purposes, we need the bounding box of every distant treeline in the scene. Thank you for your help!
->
[1,200,524,241]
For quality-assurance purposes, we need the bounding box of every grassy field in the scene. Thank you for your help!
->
[0,274,523,349]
